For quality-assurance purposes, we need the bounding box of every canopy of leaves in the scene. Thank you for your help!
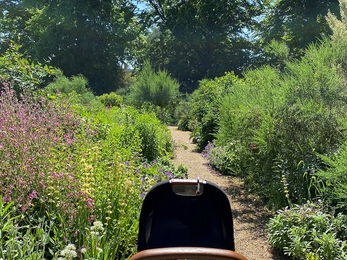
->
[0,42,54,94]
[140,0,262,92]
[260,0,340,59]
[0,0,141,94]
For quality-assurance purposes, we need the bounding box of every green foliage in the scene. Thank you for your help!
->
[137,102,175,125]
[215,36,347,208]
[127,61,180,124]
[0,0,141,94]
[183,73,236,151]
[309,4,347,213]
[315,143,347,213]
[142,0,261,92]
[135,156,188,196]
[0,196,54,259]
[129,61,180,109]
[175,95,192,131]
[98,92,123,107]
[268,202,347,260]
[46,69,95,104]
[260,0,340,60]
[202,142,240,176]
[264,40,290,69]
[133,110,174,161]
[326,0,347,73]
[0,41,54,94]
[47,70,90,95]
[0,80,180,259]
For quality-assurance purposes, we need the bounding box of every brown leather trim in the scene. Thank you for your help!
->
[129,247,248,260]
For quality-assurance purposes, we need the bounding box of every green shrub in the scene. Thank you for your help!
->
[128,60,179,109]
[133,110,174,161]
[0,82,179,259]
[139,102,175,125]
[0,196,54,259]
[268,202,347,260]
[0,41,54,95]
[98,92,123,107]
[46,69,95,104]
[201,142,240,175]
[175,95,192,131]
[185,74,236,151]
[215,37,347,208]
[315,141,347,214]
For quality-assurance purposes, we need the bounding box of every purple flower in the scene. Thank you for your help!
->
[165,171,173,178]
[28,190,38,200]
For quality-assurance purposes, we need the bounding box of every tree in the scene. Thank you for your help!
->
[139,0,261,92]
[260,0,340,59]
[0,0,141,94]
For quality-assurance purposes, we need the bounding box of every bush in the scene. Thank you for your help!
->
[133,109,174,161]
[268,202,347,260]
[128,61,179,109]
[184,74,235,151]
[98,92,123,107]
[175,95,192,131]
[46,69,95,104]
[201,142,240,175]
[0,41,54,95]
[215,37,347,208]
[315,142,347,214]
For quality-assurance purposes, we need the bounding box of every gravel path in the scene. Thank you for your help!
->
[168,126,286,260]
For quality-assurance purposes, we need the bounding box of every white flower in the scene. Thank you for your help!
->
[65,244,76,251]
[59,244,77,259]
[90,220,104,238]
[91,220,104,231]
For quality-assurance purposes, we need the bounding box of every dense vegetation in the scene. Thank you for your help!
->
[0,46,187,259]
[182,3,347,259]
[0,0,340,93]
[1,0,347,259]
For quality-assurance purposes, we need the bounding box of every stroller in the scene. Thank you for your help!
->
[130,179,248,260]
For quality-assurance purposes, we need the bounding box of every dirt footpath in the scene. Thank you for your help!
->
[168,126,286,260]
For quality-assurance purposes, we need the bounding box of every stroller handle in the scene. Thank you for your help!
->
[129,247,248,260]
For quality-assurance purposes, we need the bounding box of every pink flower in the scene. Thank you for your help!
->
[88,215,96,223]
[73,230,79,237]
[86,198,94,210]
[3,196,11,202]
[28,190,38,200]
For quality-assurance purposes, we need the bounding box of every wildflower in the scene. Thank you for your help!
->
[92,220,104,231]
[28,190,38,200]
[88,215,95,223]
[86,198,94,210]
[59,243,77,260]
[165,171,173,178]
[90,220,104,238]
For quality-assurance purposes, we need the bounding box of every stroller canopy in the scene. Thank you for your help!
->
[137,179,236,252]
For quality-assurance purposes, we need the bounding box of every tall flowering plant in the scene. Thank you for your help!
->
[0,83,94,230]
